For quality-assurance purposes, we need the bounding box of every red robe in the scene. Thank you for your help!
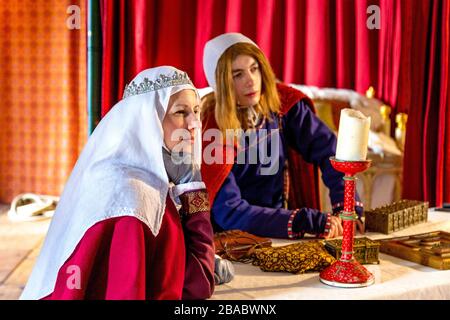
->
[201,83,320,211]
[42,195,215,300]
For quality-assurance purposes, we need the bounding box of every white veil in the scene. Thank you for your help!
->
[20,66,198,300]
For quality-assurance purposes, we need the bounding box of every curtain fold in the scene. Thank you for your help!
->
[442,0,450,205]
[96,0,450,207]
[401,0,450,207]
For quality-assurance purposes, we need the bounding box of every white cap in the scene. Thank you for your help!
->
[203,33,258,89]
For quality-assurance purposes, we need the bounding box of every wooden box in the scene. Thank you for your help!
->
[365,200,429,234]
[324,237,380,264]
[379,231,450,270]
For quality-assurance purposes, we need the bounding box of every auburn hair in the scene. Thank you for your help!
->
[202,42,280,135]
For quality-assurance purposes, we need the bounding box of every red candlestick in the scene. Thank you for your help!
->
[319,157,375,288]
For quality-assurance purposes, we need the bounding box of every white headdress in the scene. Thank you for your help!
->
[203,33,258,89]
[20,66,198,300]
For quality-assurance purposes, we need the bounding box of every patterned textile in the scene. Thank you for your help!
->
[0,1,86,203]
[252,241,336,274]
[179,190,210,216]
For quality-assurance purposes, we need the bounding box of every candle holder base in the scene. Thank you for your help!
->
[319,259,374,288]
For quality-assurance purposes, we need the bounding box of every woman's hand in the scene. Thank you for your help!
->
[355,218,365,235]
[162,146,202,185]
[325,216,343,239]
[214,255,235,285]
[325,216,365,239]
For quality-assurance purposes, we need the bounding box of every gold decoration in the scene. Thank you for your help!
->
[365,199,428,234]
[179,190,210,215]
[395,113,408,151]
[251,241,336,274]
[379,104,392,136]
[324,237,380,264]
[366,86,375,99]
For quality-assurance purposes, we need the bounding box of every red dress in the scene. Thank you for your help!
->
[42,193,215,300]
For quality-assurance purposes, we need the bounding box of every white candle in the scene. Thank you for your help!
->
[335,108,371,161]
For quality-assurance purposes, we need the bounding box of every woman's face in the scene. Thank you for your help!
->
[162,89,200,153]
[231,54,262,107]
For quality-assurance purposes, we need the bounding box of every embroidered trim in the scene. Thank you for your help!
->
[179,189,210,216]
[317,212,332,239]
[172,182,207,205]
[287,209,303,239]
[123,71,193,99]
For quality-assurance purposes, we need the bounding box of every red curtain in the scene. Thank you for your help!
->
[444,0,450,206]
[100,0,388,116]
[99,0,450,207]
[401,0,450,207]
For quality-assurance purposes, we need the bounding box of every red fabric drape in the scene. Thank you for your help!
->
[100,0,385,114]
[443,0,450,205]
[99,0,450,206]
[401,0,450,206]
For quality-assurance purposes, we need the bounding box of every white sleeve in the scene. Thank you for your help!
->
[170,181,207,206]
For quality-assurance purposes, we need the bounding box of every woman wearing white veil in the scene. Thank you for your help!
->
[20,66,215,300]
